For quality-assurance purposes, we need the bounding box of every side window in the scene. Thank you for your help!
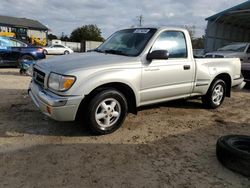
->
[0,38,26,47]
[9,40,19,47]
[54,45,65,48]
[0,38,6,47]
[151,31,187,58]
[0,38,10,47]
[12,40,26,47]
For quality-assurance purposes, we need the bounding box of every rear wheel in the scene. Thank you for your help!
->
[202,79,226,109]
[19,54,34,61]
[85,89,128,135]
[43,50,48,55]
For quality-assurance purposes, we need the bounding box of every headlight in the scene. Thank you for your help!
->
[48,73,76,91]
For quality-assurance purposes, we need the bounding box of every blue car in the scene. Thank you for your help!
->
[0,36,46,67]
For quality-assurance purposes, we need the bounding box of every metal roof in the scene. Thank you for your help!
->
[206,1,250,28]
[0,15,48,30]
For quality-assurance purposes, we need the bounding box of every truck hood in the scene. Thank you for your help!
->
[36,52,138,74]
[206,51,243,58]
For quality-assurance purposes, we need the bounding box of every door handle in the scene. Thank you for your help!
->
[145,68,160,71]
[183,65,190,70]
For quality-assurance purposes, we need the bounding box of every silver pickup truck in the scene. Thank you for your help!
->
[28,27,244,134]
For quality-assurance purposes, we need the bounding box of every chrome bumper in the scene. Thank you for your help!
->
[28,81,83,121]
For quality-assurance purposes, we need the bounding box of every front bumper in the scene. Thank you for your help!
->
[232,76,246,90]
[28,81,83,121]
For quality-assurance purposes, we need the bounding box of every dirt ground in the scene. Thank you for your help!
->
[0,68,250,188]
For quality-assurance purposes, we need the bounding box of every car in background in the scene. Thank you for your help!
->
[241,63,250,85]
[0,36,46,67]
[43,44,74,55]
[205,43,250,63]
[193,49,205,58]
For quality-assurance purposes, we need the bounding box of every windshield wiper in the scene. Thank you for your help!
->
[104,49,127,56]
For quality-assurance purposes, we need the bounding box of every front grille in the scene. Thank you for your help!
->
[33,67,45,87]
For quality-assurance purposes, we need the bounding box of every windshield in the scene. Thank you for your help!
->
[96,28,157,56]
[218,43,247,52]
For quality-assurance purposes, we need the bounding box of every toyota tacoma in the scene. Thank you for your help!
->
[28,27,245,134]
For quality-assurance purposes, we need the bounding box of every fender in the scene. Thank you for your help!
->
[77,68,141,106]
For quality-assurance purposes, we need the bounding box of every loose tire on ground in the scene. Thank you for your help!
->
[202,79,226,109]
[85,89,128,135]
[216,135,250,177]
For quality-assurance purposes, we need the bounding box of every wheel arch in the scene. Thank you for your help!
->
[213,73,232,97]
[19,53,35,60]
[76,82,138,120]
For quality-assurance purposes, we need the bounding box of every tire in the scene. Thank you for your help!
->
[44,50,48,55]
[64,50,70,55]
[202,79,226,109]
[86,89,128,135]
[216,135,250,177]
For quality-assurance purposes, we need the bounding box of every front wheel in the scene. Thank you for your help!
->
[86,89,128,135]
[202,79,226,109]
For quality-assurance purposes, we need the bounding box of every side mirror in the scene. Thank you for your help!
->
[146,50,169,61]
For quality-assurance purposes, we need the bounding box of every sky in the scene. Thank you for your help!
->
[0,0,247,39]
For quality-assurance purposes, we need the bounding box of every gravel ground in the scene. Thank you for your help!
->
[0,68,250,188]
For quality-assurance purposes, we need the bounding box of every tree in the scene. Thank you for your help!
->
[184,25,205,49]
[60,35,70,41]
[70,24,104,42]
[184,25,196,40]
[192,35,205,49]
[48,33,58,40]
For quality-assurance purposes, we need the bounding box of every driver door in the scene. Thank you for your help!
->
[140,31,195,104]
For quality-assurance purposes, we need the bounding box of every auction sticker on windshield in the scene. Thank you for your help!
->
[134,29,150,34]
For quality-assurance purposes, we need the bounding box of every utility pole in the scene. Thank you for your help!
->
[137,15,144,27]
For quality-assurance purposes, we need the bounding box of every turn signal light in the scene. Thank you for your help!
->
[47,106,52,114]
